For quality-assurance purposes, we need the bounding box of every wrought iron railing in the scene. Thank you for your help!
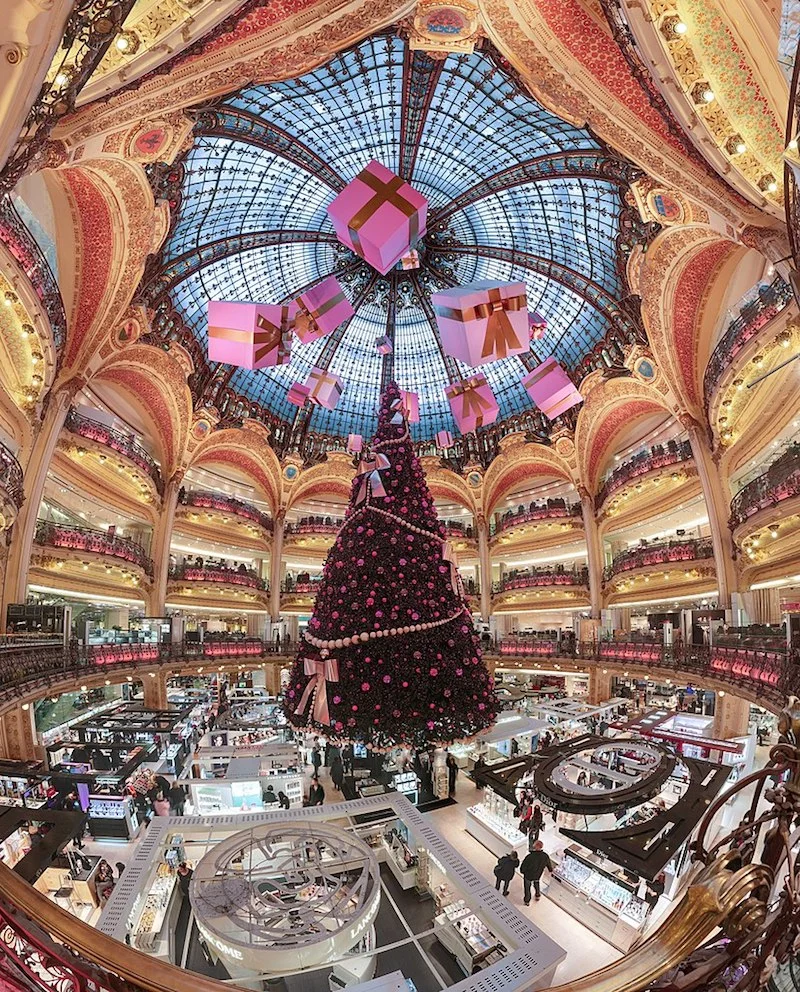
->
[596,439,693,509]
[0,437,24,510]
[703,277,794,405]
[0,197,66,357]
[285,515,342,536]
[493,567,589,593]
[282,576,323,593]
[491,500,581,536]
[168,562,266,590]
[66,407,163,494]
[441,519,475,540]
[604,537,714,581]
[34,521,153,576]
[729,443,800,528]
[178,489,273,532]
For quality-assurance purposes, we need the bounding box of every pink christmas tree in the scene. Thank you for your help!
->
[284,382,497,749]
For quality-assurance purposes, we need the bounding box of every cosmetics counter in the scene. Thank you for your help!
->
[130,860,180,957]
[465,789,528,858]
[450,714,549,770]
[435,900,507,975]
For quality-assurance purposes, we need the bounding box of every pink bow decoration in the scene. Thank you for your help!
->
[389,397,404,425]
[355,450,391,503]
[294,656,340,726]
[442,541,464,598]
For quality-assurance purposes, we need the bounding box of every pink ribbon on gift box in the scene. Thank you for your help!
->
[294,656,340,726]
[355,450,391,503]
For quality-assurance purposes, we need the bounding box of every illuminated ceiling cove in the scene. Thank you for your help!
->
[160,32,644,442]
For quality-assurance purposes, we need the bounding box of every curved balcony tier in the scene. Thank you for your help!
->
[168,563,265,590]
[730,443,800,532]
[492,568,589,612]
[0,438,24,529]
[603,538,714,583]
[178,489,273,533]
[596,440,694,512]
[167,562,269,610]
[64,407,164,495]
[491,501,582,539]
[34,522,153,576]
[283,515,341,558]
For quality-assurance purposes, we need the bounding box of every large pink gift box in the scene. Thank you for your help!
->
[522,357,583,420]
[287,382,310,407]
[529,311,547,342]
[436,429,454,449]
[207,300,295,370]
[432,280,529,367]
[399,389,420,423]
[327,160,428,275]
[375,335,393,355]
[294,276,355,344]
[306,367,344,410]
[444,374,499,433]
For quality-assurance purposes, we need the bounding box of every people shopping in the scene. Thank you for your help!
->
[493,851,519,896]
[520,841,553,904]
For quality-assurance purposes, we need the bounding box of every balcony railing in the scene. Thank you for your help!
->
[285,515,341,536]
[169,562,266,590]
[604,537,714,582]
[703,276,794,405]
[729,442,800,528]
[34,521,153,576]
[179,489,273,532]
[596,440,693,509]
[493,567,589,593]
[0,438,24,510]
[441,519,475,539]
[66,407,163,494]
[282,575,323,593]
[491,500,581,536]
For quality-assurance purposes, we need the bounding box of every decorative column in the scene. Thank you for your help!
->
[579,487,603,619]
[147,473,182,616]
[270,511,285,622]
[477,514,491,622]
[0,705,38,761]
[713,691,750,739]
[682,416,738,608]
[142,671,167,710]
[588,667,612,706]
[2,381,79,615]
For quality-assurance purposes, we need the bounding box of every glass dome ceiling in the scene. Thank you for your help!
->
[157,32,642,443]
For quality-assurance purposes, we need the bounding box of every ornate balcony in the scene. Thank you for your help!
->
[441,519,475,540]
[284,515,342,537]
[0,439,24,529]
[282,575,323,594]
[178,489,273,533]
[494,566,589,593]
[703,277,794,406]
[603,537,714,583]
[65,407,163,495]
[169,562,266,590]
[729,443,800,530]
[491,500,581,536]
[34,521,153,576]
[596,440,694,510]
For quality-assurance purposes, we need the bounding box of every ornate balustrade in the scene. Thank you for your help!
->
[729,443,800,528]
[603,537,714,582]
[282,576,323,593]
[66,407,163,494]
[0,438,24,511]
[441,519,475,540]
[284,516,341,536]
[499,635,559,656]
[179,489,272,532]
[596,440,693,509]
[491,500,581,536]
[703,276,794,404]
[493,567,589,593]
[169,562,266,590]
[34,522,153,577]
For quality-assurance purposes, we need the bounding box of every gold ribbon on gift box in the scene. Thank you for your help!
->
[436,287,526,359]
[447,376,495,427]
[295,290,347,338]
[348,170,419,254]
[307,367,342,404]
[210,307,294,363]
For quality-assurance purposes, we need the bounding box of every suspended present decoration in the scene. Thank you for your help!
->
[432,280,529,366]
[399,248,420,270]
[287,382,311,407]
[293,276,355,344]
[327,160,428,275]
[347,433,364,454]
[444,373,499,433]
[306,367,344,410]
[375,335,393,355]
[207,300,296,370]
[436,429,454,449]
[282,381,496,748]
[522,357,583,420]
[529,310,548,342]
[398,389,420,423]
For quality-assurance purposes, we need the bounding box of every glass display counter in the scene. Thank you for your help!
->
[435,901,505,974]
[548,845,647,951]
[382,825,417,889]
[88,794,139,840]
[130,862,179,957]
[465,789,527,857]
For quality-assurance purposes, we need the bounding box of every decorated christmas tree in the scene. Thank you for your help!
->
[284,382,497,749]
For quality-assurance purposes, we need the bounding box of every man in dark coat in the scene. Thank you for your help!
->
[520,841,553,904]
[493,851,519,896]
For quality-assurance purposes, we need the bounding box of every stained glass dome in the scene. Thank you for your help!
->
[155,32,643,443]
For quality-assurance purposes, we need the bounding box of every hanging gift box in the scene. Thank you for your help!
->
[375,335,393,356]
[436,429,454,449]
[399,389,420,423]
[522,357,583,420]
[306,367,344,410]
[207,300,296,370]
[294,276,355,344]
[399,248,420,270]
[432,280,529,367]
[347,433,364,454]
[444,374,499,433]
[287,382,310,407]
[529,311,547,342]
[327,160,428,275]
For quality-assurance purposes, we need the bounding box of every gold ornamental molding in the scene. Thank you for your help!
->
[597,463,700,529]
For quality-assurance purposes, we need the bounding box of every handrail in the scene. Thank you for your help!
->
[179,489,273,532]
[34,521,154,577]
[168,562,266,590]
[285,516,341,536]
[703,276,794,405]
[729,442,800,528]
[282,576,322,593]
[66,407,164,494]
[604,537,713,581]
[596,439,693,509]
[441,519,475,539]
[0,437,24,510]
[491,501,581,536]
[493,567,589,592]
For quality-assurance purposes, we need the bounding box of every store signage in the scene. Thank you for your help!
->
[204,932,244,961]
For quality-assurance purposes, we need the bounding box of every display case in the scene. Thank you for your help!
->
[88,794,139,840]
[382,825,418,889]
[392,771,420,805]
[548,846,647,951]
[131,862,178,957]
[435,903,505,975]
[465,789,527,857]
[163,744,185,777]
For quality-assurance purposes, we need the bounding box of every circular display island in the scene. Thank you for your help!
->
[190,820,381,977]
